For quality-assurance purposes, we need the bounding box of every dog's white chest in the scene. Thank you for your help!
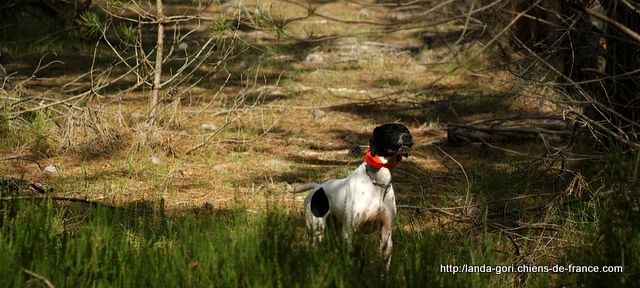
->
[345,165,395,228]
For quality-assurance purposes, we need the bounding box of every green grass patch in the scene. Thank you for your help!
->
[0,196,539,288]
[0,110,55,155]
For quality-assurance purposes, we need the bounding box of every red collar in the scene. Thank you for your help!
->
[365,149,395,170]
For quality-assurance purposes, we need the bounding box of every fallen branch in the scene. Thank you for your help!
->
[447,115,574,144]
[0,153,44,170]
[0,195,105,206]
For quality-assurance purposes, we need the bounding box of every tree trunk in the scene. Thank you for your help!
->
[149,0,165,122]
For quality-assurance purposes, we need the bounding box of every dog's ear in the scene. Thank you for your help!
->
[369,125,385,156]
[369,134,378,156]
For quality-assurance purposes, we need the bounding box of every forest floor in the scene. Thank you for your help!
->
[8,1,545,206]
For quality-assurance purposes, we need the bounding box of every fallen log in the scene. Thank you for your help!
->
[447,115,575,144]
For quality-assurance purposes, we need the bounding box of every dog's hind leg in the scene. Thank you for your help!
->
[305,188,330,244]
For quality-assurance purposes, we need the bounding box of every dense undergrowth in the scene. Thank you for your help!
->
[0,196,493,288]
[1,159,637,288]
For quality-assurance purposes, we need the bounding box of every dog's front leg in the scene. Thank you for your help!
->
[380,211,393,271]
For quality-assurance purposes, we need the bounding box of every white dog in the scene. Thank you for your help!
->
[291,123,413,269]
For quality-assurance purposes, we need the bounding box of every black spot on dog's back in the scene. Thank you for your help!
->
[310,188,330,217]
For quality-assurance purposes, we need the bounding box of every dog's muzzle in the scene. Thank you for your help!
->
[396,133,413,157]
[398,145,411,157]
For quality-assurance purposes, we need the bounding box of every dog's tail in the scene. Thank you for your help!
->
[287,183,320,193]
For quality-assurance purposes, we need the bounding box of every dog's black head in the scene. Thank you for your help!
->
[369,123,413,158]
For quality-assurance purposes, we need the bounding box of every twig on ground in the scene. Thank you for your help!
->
[0,195,107,206]
[0,154,44,170]
[433,144,471,206]
[21,268,55,288]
